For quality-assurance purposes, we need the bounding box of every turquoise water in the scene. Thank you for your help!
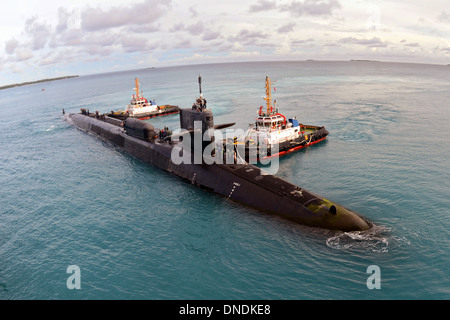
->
[1,61,449,299]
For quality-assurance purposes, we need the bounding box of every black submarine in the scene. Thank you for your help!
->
[65,76,372,232]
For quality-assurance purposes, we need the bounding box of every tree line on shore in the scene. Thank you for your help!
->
[0,75,79,90]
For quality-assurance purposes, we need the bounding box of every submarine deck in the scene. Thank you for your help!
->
[216,163,321,208]
[77,112,322,208]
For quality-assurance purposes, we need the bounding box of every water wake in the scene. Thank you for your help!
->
[325,225,410,253]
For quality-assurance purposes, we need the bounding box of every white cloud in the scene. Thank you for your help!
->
[338,36,389,48]
[24,16,52,50]
[55,7,81,33]
[15,47,33,61]
[80,0,171,31]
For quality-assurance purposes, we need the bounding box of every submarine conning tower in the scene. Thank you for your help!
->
[179,75,215,156]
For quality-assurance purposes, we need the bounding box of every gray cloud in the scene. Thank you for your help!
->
[279,0,341,16]
[81,0,171,31]
[51,28,146,58]
[229,29,267,46]
[51,28,84,48]
[202,30,221,41]
[47,2,170,58]
[338,37,388,48]
[437,11,450,23]
[278,22,296,33]
[5,38,19,54]
[186,21,205,35]
[88,33,118,47]
[120,34,150,53]
[170,23,185,32]
[249,0,340,16]
[24,16,51,50]
[168,21,220,43]
[291,38,314,46]
[56,7,73,33]
[301,0,341,15]
[83,44,115,57]
[169,21,204,35]
[189,6,198,18]
[404,42,420,48]
[179,39,192,48]
[55,31,118,57]
[249,0,277,12]
[39,49,80,66]
[126,24,161,34]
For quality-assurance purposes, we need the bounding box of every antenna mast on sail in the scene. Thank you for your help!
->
[198,74,202,97]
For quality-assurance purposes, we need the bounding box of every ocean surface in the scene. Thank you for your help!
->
[1,61,449,300]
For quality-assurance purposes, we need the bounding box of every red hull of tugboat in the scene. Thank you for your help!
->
[264,136,327,159]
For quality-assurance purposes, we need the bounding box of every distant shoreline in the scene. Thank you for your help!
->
[0,75,79,91]
[349,59,380,62]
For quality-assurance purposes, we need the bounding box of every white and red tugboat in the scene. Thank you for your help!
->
[109,78,179,120]
[243,76,328,162]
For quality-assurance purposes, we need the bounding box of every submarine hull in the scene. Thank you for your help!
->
[67,113,371,232]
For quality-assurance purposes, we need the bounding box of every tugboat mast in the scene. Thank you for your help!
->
[134,78,140,98]
[198,74,202,97]
[263,76,276,115]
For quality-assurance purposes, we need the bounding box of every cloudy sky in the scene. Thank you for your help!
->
[1,0,450,86]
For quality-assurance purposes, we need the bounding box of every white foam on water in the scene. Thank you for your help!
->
[325,225,410,253]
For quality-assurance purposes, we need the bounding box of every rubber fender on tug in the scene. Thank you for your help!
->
[124,118,155,141]
[312,127,329,141]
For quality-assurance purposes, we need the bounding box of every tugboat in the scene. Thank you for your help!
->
[109,78,180,120]
[242,76,328,162]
